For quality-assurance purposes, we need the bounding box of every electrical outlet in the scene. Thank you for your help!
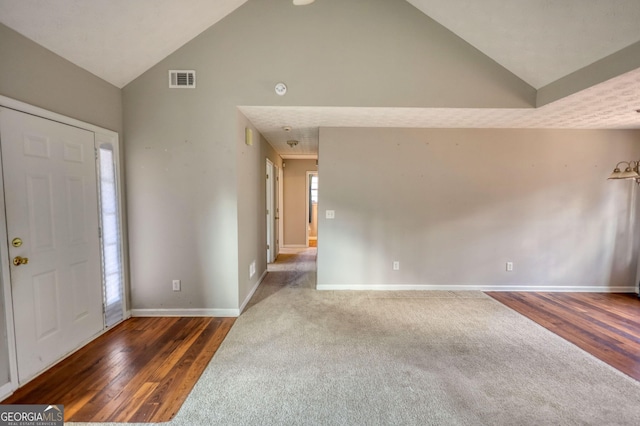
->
[506,262,513,272]
[172,279,181,291]
[326,210,335,219]
[249,261,256,278]
[393,261,400,271]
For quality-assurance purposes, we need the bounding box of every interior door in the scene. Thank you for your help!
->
[274,165,280,259]
[0,107,104,384]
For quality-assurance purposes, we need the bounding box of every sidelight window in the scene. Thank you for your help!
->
[98,143,124,327]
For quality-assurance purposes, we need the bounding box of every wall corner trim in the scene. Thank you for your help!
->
[240,270,268,314]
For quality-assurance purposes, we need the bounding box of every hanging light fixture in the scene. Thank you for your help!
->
[293,0,315,5]
[608,161,640,182]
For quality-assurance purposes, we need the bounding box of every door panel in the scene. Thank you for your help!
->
[0,107,104,384]
[33,270,59,340]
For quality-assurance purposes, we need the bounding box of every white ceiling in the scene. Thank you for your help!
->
[407,0,640,89]
[1,0,639,90]
[0,0,248,88]
[1,0,640,155]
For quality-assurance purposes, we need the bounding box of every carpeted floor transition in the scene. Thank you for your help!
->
[73,248,640,425]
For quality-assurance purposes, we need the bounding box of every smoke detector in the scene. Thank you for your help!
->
[275,82,287,96]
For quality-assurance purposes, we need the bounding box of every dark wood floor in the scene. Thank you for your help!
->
[1,316,234,422]
[2,293,638,423]
[487,292,640,381]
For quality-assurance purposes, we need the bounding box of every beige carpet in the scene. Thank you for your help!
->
[74,248,640,425]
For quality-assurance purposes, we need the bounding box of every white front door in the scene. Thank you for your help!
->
[0,108,104,384]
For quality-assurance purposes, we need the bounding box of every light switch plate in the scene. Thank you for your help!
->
[326,210,335,219]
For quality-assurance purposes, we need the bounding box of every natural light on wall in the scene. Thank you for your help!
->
[99,144,124,327]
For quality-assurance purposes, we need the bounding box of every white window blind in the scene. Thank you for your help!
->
[99,145,124,327]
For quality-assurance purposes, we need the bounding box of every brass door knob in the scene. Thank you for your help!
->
[13,256,29,266]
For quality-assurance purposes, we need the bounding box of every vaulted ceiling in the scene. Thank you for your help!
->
[1,0,640,155]
[2,0,639,89]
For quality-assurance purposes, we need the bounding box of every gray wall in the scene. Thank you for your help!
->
[0,22,124,391]
[122,0,532,312]
[237,111,282,307]
[0,23,122,134]
[283,160,318,246]
[318,127,640,290]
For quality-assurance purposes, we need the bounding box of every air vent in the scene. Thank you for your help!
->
[169,70,196,88]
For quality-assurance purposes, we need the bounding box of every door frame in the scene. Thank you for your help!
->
[305,171,318,248]
[266,159,275,263]
[278,165,284,255]
[273,164,280,260]
[0,95,127,396]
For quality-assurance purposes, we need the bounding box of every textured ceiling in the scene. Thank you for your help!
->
[240,67,640,156]
[407,0,640,89]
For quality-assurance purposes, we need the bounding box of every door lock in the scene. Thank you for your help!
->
[13,256,29,266]
[11,238,22,247]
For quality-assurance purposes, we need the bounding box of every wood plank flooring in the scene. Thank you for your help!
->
[487,292,640,381]
[1,316,234,423]
[3,293,639,423]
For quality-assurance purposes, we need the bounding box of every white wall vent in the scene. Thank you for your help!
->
[169,70,196,88]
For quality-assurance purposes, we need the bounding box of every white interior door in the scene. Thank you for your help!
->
[0,107,104,384]
[274,165,280,259]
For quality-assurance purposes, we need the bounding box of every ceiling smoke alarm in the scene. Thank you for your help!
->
[275,82,287,96]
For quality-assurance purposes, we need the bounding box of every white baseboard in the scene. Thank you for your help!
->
[240,270,268,314]
[0,382,13,401]
[131,308,240,317]
[282,245,308,248]
[315,284,637,292]
[130,271,269,319]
